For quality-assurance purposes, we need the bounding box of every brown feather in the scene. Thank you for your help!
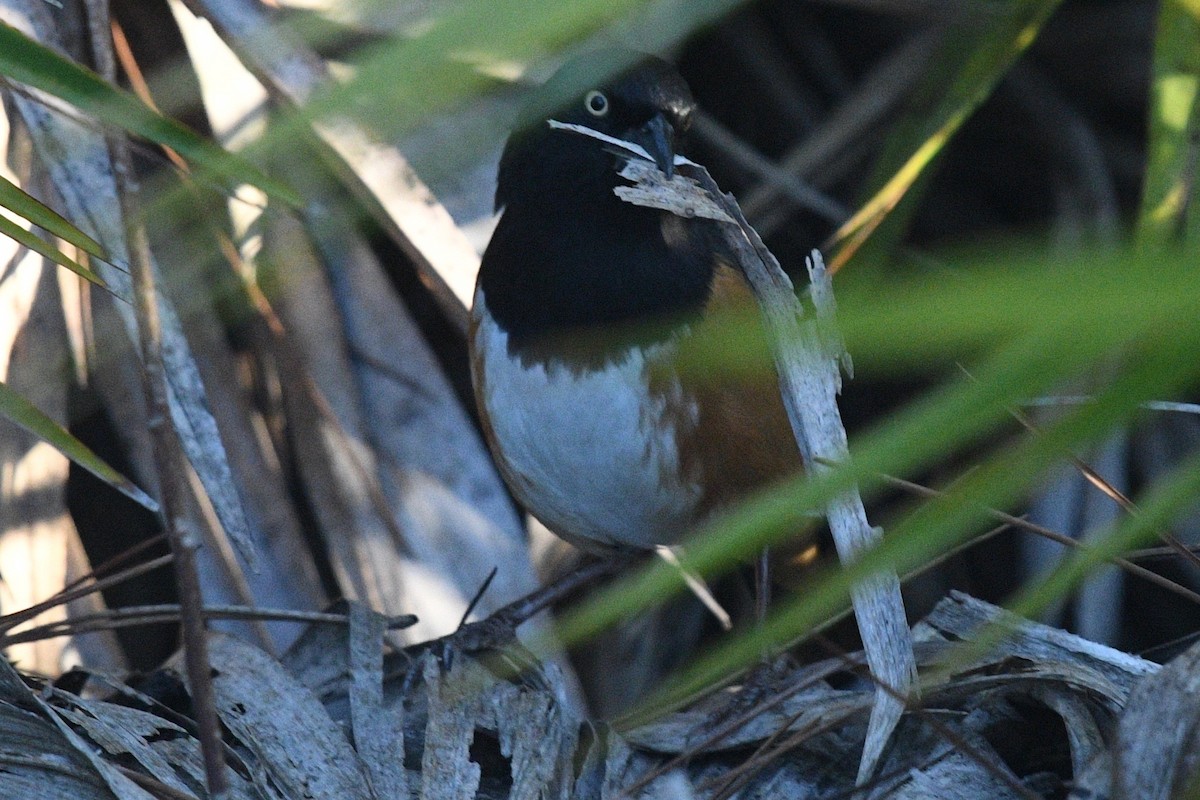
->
[653,262,802,521]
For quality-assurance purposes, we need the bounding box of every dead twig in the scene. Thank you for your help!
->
[873,468,1200,607]
[0,554,174,634]
[108,125,229,798]
[2,604,417,647]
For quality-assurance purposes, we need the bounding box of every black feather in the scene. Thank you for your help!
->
[480,53,725,365]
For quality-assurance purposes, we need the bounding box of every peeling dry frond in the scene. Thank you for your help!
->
[0,595,1184,799]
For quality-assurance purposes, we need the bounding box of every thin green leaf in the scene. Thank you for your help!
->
[531,246,1200,720]
[0,380,158,513]
[243,0,740,177]
[828,0,1063,270]
[0,213,108,288]
[0,21,301,207]
[624,333,1200,724]
[0,173,105,257]
[1137,0,1200,244]
[304,0,663,133]
[1008,445,1200,626]
[923,445,1200,686]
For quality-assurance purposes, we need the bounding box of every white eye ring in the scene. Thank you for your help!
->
[584,90,609,117]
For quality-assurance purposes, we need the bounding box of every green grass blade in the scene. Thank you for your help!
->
[0,213,108,288]
[0,380,158,513]
[626,331,1200,724]
[554,327,1105,656]
[304,0,667,132]
[1137,0,1200,244]
[241,0,741,179]
[915,445,1200,684]
[1009,446,1200,623]
[532,245,1200,720]
[0,21,301,207]
[0,173,105,257]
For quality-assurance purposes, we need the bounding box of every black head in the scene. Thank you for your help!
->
[497,51,697,209]
[480,52,723,365]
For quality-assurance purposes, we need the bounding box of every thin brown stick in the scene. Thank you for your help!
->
[418,555,626,664]
[98,19,228,791]
[620,658,852,797]
[691,111,848,224]
[244,278,418,558]
[957,363,1200,571]
[109,129,228,797]
[59,533,168,595]
[110,19,189,174]
[706,632,1040,800]
[1004,397,1200,572]
[1,604,417,646]
[627,454,1200,795]
[1125,543,1200,560]
[117,7,416,616]
[704,704,869,800]
[116,16,417,590]
[0,554,174,633]
[819,634,1040,800]
[117,766,204,800]
[874,469,1200,607]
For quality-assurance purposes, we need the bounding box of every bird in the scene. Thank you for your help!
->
[470,51,802,554]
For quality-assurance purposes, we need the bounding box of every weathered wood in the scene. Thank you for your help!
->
[0,593,1171,798]
[611,145,916,784]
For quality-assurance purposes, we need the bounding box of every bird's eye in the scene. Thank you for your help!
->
[584,90,609,117]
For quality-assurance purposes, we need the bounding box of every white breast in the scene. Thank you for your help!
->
[472,291,701,548]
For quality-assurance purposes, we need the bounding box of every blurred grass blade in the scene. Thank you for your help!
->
[299,0,666,131]
[0,21,301,207]
[1137,0,1200,244]
[1009,447,1200,626]
[827,0,1063,270]
[0,380,158,512]
[237,0,739,161]
[2,12,260,569]
[556,326,1095,657]
[0,213,108,288]
[904,445,1200,689]
[545,246,1200,719]
[626,331,1200,723]
[0,173,105,257]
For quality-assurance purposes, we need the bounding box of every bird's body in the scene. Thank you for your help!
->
[472,293,696,547]
[470,53,800,551]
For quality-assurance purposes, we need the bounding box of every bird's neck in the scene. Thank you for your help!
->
[479,133,717,359]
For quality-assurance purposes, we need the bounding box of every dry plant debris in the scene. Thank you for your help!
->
[0,593,1185,799]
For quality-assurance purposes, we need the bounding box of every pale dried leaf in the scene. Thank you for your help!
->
[419,655,481,800]
[1106,635,1200,799]
[914,591,1158,695]
[480,667,577,800]
[0,2,258,569]
[54,699,195,796]
[0,657,154,800]
[613,153,915,782]
[259,210,403,613]
[0,178,79,674]
[0,593,1171,798]
[614,160,733,222]
[197,632,376,800]
[349,603,411,800]
[892,749,1026,800]
[280,601,356,697]
[0,699,116,800]
[186,0,478,326]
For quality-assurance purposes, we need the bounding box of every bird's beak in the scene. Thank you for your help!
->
[633,114,676,178]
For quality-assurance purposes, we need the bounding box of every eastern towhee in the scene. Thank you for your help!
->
[471,52,801,552]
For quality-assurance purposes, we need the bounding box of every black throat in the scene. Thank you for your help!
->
[479,126,720,365]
